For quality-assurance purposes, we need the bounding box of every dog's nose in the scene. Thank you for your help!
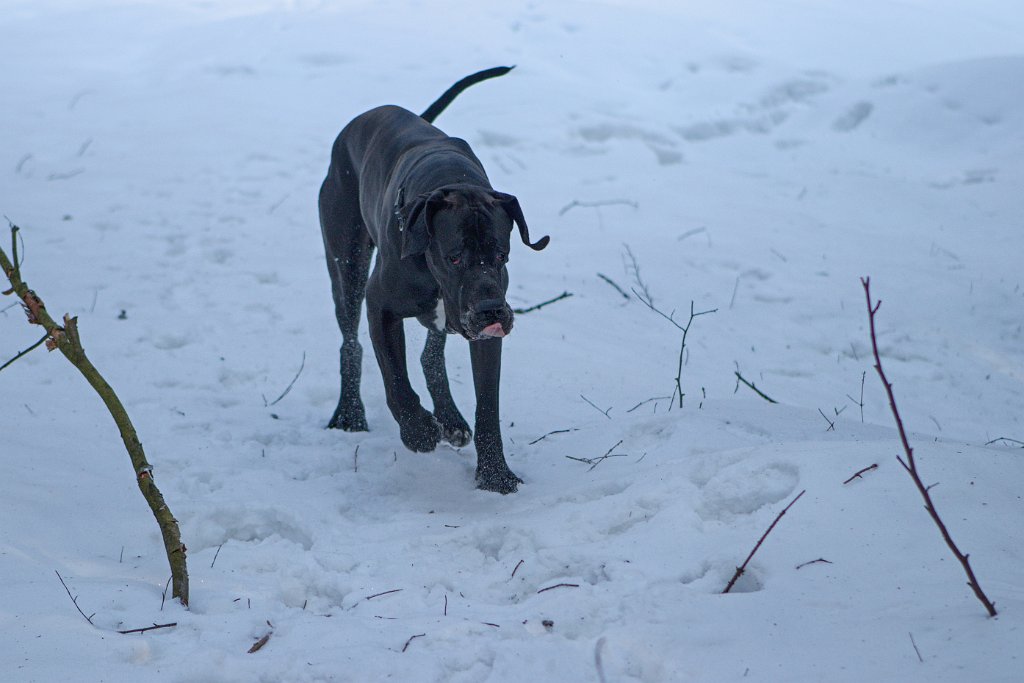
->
[472,298,505,314]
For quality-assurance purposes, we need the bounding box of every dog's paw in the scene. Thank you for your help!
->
[476,467,522,495]
[435,411,472,447]
[327,404,369,432]
[399,408,442,452]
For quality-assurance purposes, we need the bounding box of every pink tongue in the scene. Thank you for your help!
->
[480,322,506,338]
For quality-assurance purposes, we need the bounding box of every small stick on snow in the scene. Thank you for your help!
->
[626,396,672,413]
[596,273,630,299]
[55,570,95,625]
[267,351,306,406]
[511,559,525,579]
[118,622,177,635]
[795,558,833,570]
[843,464,878,485]
[528,428,577,445]
[909,632,924,663]
[984,436,1024,448]
[210,544,223,568]
[734,368,778,404]
[722,490,806,594]
[364,589,403,601]
[248,624,273,654]
[817,408,836,432]
[559,198,638,216]
[565,440,627,471]
[402,633,426,652]
[580,394,612,420]
[513,291,572,315]
[537,583,580,594]
[354,444,360,473]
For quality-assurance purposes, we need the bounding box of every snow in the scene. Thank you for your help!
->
[2,1,1023,681]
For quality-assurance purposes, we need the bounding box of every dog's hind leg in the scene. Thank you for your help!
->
[320,172,373,432]
[420,329,472,447]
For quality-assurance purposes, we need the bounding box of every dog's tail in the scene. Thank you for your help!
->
[420,66,514,124]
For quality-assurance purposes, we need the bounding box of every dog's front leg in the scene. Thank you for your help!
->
[366,299,441,452]
[470,337,521,493]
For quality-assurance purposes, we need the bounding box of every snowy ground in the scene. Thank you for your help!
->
[2,1,1023,681]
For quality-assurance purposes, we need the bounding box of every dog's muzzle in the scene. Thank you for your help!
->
[462,299,514,340]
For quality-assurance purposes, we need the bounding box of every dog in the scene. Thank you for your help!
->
[319,66,548,494]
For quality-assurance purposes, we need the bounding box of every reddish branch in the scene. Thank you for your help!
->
[843,463,878,484]
[861,277,997,617]
[723,490,806,594]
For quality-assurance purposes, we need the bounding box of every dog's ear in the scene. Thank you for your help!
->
[491,191,550,251]
[397,189,444,259]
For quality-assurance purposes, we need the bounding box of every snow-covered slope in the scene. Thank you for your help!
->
[2,2,1022,681]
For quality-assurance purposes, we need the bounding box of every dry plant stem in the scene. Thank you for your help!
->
[861,277,997,617]
[402,633,426,653]
[2,230,188,606]
[56,570,95,625]
[118,622,177,635]
[734,369,778,404]
[723,490,806,594]
[0,332,49,371]
[843,463,878,484]
[512,290,572,314]
[633,289,716,408]
[596,272,630,300]
[537,583,580,593]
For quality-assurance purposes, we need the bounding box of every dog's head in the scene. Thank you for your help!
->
[397,184,549,341]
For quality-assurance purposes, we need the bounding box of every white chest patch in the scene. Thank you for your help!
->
[432,298,447,332]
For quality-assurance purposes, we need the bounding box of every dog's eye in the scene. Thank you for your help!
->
[496,253,507,263]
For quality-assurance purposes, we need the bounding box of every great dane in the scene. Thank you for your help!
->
[319,66,548,494]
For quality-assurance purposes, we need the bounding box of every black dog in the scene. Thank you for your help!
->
[319,67,548,494]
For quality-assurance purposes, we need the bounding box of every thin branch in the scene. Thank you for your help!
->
[795,558,833,570]
[210,544,223,569]
[623,244,653,304]
[118,622,177,635]
[817,408,836,432]
[862,276,997,617]
[984,436,1024,448]
[580,394,612,420]
[528,428,577,445]
[402,633,426,652]
[596,273,630,300]
[843,463,878,485]
[733,368,778,404]
[626,396,672,413]
[537,583,580,594]
[513,291,572,315]
[364,589,402,601]
[723,490,806,594]
[55,570,95,625]
[248,627,273,654]
[511,559,525,579]
[267,351,305,406]
[0,332,49,372]
[3,228,189,606]
[909,632,924,663]
[845,371,866,422]
[565,439,626,471]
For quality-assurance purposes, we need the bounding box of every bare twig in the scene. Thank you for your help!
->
[984,436,1024,448]
[623,244,652,304]
[513,291,572,315]
[733,367,778,404]
[511,559,525,579]
[845,371,866,422]
[843,464,878,485]
[596,273,630,300]
[267,351,305,406]
[365,589,402,601]
[862,276,996,617]
[580,394,612,420]
[528,428,577,445]
[537,583,580,594]
[795,558,833,570]
[118,622,177,635]
[0,332,49,372]
[633,289,716,409]
[559,198,638,216]
[723,490,806,594]
[55,570,95,625]
[909,632,924,663]
[817,408,836,431]
[402,633,426,652]
[354,444,360,472]
[565,439,626,471]
[626,396,672,413]
[210,544,223,568]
